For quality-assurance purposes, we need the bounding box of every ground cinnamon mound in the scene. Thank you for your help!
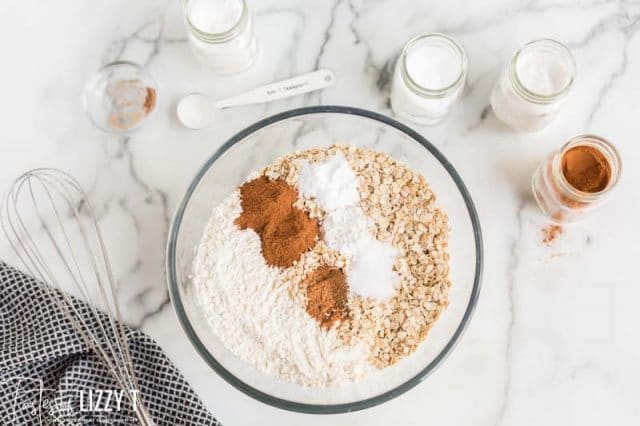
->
[562,145,611,193]
[235,176,319,268]
[303,266,348,329]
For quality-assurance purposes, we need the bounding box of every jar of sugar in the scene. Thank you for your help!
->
[390,33,468,125]
[491,39,576,132]
[184,0,257,74]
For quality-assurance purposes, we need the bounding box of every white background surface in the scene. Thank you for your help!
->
[1,0,639,425]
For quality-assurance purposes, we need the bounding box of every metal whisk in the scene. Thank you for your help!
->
[1,168,154,425]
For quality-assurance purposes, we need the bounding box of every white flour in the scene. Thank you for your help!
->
[192,191,372,386]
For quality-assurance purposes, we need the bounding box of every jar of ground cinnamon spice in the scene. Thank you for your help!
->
[532,134,622,223]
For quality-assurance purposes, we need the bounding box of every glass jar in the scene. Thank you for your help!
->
[532,134,621,223]
[390,33,468,125]
[491,39,576,132]
[184,0,257,74]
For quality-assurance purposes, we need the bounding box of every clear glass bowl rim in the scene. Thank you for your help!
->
[166,105,483,414]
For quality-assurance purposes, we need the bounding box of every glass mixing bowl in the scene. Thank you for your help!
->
[166,106,482,413]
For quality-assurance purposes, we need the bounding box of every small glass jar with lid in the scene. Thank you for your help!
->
[390,33,468,125]
[184,0,257,74]
[491,39,576,132]
[532,134,621,223]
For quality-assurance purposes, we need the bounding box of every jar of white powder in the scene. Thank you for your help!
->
[184,0,257,74]
[491,39,576,132]
[390,33,468,125]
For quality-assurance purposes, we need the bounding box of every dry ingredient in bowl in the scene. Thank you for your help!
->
[192,191,372,387]
[106,79,156,131]
[297,153,399,300]
[235,176,318,268]
[303,266,348,329]
[193,145,452,385]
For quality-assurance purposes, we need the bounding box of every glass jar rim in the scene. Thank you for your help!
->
[553,134,622,201]
[399,33,468,98]
[509,38,576,104]
[184,0,248,43]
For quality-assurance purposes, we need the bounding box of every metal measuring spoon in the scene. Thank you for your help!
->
[177,69,335,129]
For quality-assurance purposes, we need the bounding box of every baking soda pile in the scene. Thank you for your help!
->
[192,145,451,386]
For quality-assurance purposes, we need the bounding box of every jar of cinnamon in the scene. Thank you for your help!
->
[532,134,622,223]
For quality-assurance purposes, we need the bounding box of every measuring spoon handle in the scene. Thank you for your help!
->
[214,69,335,109]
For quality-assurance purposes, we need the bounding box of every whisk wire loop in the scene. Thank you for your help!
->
[1,168,153,426]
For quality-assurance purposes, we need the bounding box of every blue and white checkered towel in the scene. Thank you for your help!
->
[0,261,220,425]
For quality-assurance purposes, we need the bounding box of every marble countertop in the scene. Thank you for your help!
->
[2,0,639,424]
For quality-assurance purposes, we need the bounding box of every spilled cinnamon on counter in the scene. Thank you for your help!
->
[542,224,562,245]
[235,176,319,268]
[561,145,611,193]
[303,266,348,329]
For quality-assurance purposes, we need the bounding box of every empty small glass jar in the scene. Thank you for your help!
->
[491,39,576,132]
[390,33,468,125]
[184,0,257,74]
[532,134,621,223]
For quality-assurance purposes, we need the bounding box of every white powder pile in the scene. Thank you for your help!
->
[348,239,400,300]
[297,154,400,300]
[298,154,360,209]
[187,0,243,34]
[321,206,370,257]
[192,191,372,386]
